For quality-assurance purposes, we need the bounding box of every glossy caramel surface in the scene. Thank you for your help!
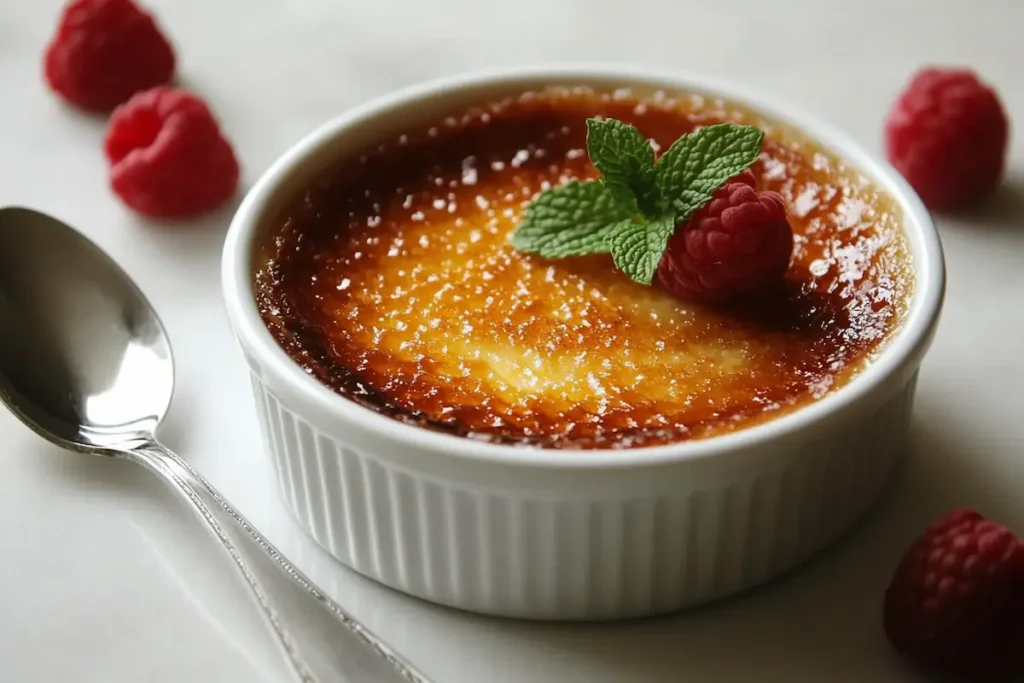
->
[255,88,912,449]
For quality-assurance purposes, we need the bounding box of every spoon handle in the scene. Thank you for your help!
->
[125,441,431,683]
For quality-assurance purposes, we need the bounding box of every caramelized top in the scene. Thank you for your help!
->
[255,87,912,450]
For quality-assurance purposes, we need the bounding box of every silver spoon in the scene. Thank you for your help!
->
[0,206,430,683]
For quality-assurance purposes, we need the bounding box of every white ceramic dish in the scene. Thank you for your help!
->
[221,65,945,621]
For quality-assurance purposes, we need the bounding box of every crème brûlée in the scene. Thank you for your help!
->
[255,88,913,450]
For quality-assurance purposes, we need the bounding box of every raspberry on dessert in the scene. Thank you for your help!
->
[726,169,757,189]
[883,508,1024,680]
[104,86,240,218]
[656,175,793,302]
[884,68,1009,211]
[44,0,176,112]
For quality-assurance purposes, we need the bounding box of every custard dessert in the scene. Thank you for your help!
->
[254,88,913,449]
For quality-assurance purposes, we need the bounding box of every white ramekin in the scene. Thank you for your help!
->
[222,66,945,621]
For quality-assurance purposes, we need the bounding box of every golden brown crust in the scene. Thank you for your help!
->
[255,88,912,449]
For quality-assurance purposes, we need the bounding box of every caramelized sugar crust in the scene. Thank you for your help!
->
[255,88,912,449]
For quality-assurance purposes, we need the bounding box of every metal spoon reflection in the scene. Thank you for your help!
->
[0,207,429,683]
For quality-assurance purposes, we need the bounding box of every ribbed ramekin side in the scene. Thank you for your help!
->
[246,371,916,620]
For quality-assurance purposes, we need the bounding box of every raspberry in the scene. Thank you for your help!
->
[884,68,1009,211]
[656,171,793,302]
[883,508,1024,680]
[104,87,240,218]
[44,0,175,112]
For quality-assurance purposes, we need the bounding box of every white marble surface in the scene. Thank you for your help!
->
[2,0,1023,681]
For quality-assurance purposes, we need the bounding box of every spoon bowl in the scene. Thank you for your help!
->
[0,206,428,683]
[0,207,172,451]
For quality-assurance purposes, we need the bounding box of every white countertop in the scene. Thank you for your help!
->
[3,1,1023,681]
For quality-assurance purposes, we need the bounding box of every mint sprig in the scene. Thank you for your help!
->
[606,216,677,285]
[586,118,658,216]
[508,180,634,259]
[510,119,764,285]
[655,123,765,224]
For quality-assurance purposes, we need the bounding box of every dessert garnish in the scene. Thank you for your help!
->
[44,0,176,112]
[656,169,793,301]
[511,118,794,301]
[885,68,1009,211]
[104,86,239,218]
[884,508,1024,680]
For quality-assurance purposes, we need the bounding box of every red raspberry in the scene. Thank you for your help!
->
[104,87,240,218]
[885,68,1009,211]
[44,0,175,112]
[883,508,1024,680]
[656,170,793,302]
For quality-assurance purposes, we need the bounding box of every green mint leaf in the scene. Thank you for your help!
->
[605,216,677,285]
[510,119,766,288]
[655,123,764,223]
[509,180,635,258]
[586,118,659,216]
